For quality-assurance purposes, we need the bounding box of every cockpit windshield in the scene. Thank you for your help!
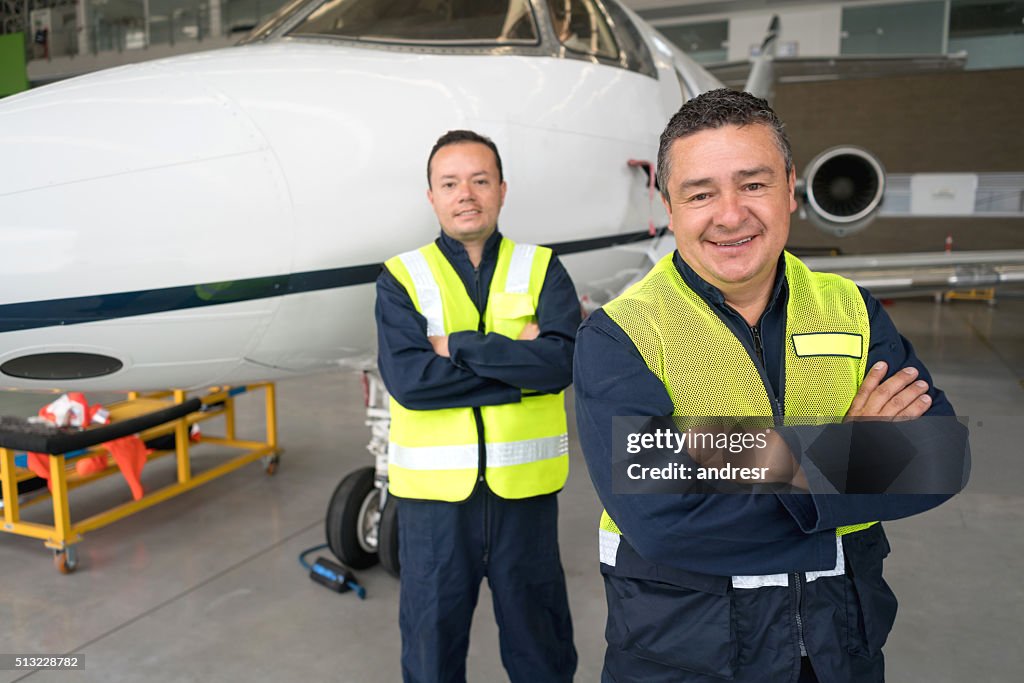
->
[285,0,539,45]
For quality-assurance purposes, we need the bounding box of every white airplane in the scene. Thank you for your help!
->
[0,0,915,394]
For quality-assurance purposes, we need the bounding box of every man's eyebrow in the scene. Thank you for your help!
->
[736,165,775,180]
[677,176,714,192]
[438,170,491,181]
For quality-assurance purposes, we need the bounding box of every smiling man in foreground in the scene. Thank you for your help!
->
[574,89,968,682]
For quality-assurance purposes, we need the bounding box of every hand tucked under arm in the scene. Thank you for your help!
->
[448,258,580,393]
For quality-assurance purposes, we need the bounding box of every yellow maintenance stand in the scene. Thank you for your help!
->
[0,383,279,573]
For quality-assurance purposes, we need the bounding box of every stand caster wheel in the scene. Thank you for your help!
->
[54,547,79,574]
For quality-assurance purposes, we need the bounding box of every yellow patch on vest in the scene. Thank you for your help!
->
[791,332,863,359]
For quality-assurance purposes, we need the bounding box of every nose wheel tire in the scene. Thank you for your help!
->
[378,497,400,578]
[325,466,381,569]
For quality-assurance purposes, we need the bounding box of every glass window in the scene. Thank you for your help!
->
[84,0,145,52]
[242,0,314,42]
[547,0,618,60]
[149,0,208,46]
[226,0,288,36]
[840,1,945,55]
[287,0,539,45]
[951,0,1024,36]
[949,0,1024,69]
[657,20,727,64]
[601,0,656,77]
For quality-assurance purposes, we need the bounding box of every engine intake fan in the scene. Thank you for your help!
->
[801,147,885,237]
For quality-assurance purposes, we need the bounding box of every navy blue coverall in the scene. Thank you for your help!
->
[574,252,968,683]
[376,230,580,683]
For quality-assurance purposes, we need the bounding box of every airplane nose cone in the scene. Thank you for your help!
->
[0,54,293,303]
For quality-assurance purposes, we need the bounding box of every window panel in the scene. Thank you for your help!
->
[547,0,619,60]
[289,0,539,45]
[840,1,945,55]
[657,20,727,64]
[950,0,1024,37]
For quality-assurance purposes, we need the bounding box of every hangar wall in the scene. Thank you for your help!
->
[776,67,1024,253]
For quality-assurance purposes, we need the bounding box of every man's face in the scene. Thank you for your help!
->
[661,123,796,298]
[428,142,506,244]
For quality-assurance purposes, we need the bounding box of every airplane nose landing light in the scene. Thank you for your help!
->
[1,353,124,380]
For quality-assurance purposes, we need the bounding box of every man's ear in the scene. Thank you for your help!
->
[788,167,798,213]
[661,193,675,233]
[499,180,507,208]
[427,187,434,208]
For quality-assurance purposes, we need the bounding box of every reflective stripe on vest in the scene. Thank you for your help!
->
[397,249,445,336]
[384,238,569,502]
[390,433,567,470]
[598,251,875,575]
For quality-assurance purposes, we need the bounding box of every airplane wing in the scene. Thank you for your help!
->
[803,250,1024,298]
[711,52,968,88]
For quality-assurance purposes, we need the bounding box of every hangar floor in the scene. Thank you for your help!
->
[1,296,1021,683]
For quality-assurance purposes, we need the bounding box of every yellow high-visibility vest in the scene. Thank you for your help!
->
[384,238,569,502]
[599,252,875,552]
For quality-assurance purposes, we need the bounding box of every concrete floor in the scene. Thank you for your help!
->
[0,296,1022,682]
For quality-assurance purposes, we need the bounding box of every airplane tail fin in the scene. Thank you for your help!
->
[745,15,779,101]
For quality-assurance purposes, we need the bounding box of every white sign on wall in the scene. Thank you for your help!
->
[910,174,979,216]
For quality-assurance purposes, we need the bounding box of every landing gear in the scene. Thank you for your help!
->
[324,370,400,576]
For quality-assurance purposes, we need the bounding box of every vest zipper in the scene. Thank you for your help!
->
[473,264,491,566]
[473,265,487,488]
[474,266,485,331]
[748,323,782,418]
[793,572,807,656]
[750,324,765,366]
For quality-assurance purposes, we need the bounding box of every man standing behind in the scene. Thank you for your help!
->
[574,90,967,682]
[376,130,579,683]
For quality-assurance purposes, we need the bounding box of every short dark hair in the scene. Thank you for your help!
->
[426,130,504,186]
[657,89,793,201]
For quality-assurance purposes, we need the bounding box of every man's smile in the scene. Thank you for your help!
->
[708,235,757,248]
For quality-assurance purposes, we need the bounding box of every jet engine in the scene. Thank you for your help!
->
[800,146,886,237]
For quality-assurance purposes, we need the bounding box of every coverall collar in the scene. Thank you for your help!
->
[673,250,788,314]
[437,229,503,269]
